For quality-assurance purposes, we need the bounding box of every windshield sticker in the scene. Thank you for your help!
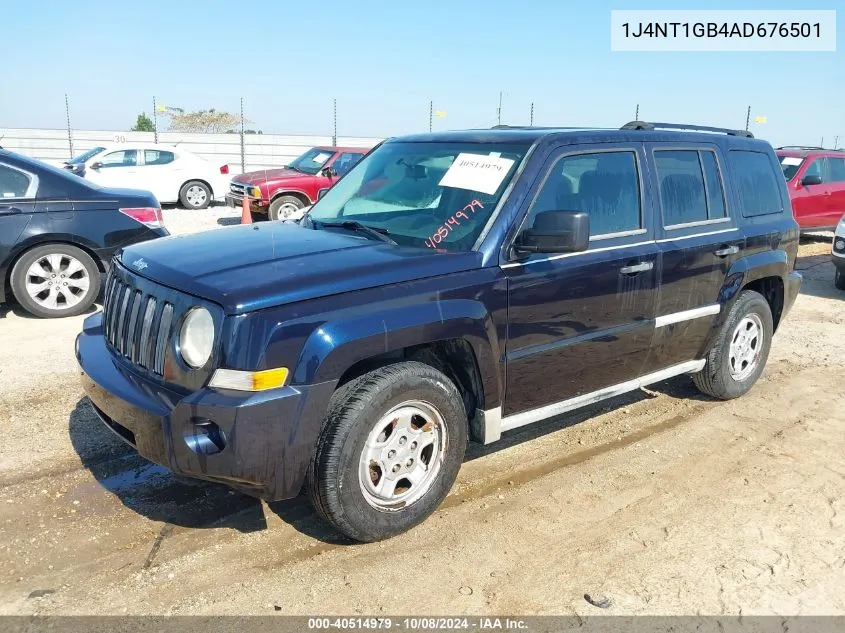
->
[781,157,803,166]
[438,153,515,195]
[424,200,485,249]
[312,152,332,164]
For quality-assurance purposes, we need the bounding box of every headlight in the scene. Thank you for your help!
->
[179,307,214,368]
[835,239,845,251]
[249,186,261,198]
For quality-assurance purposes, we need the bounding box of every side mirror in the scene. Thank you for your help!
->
[321,167,337,178]
[317,188,329,200]
[90,162,102,170]
[801,174,823,186]
[514,210,590,255]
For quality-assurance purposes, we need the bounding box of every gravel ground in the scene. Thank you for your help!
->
[0,234,843,617]
[161,203,242,235]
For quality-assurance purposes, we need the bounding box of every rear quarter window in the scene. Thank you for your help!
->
[729,150,784,217]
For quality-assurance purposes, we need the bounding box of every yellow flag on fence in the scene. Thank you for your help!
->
[156,104,167,112]
[435,110,446,118]
[754,116,767,124]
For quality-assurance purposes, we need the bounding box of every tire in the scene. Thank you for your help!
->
[179,181,211,210]
[268,195,304,221]
[10,244,101,318]
[692,290,774,400]
[835,269,845,291]
[306,361,468,542]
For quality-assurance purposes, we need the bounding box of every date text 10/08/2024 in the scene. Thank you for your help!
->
[621,22,821,38]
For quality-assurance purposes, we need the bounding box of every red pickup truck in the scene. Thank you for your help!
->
[225,146,370,221]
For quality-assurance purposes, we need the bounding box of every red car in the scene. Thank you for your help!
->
[776,146,845,231]
[225,146,370,221]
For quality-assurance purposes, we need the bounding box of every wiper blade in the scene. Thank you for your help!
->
[316,220,397,245]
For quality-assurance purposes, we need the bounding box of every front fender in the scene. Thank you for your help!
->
[292,298,503,409]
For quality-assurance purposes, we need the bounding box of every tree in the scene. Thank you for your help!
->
[165,108,247,134]
[131,112,155,132]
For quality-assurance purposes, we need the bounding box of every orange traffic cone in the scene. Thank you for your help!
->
[240,194,252,225]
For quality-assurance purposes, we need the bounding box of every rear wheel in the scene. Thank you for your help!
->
[692,290,773,400]
[306,361,468,542]
[268,195,304,221]
[10,244,101,318]
[835,269,845,290]
[179,181,211,210]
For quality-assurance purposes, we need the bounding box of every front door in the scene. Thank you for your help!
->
[85,149,140,190]
[503,144,659,416]
[641,144,743,373]
[791,157,837,229]
[824,156,845,224]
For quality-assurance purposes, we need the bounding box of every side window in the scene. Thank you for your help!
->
[333,152,363,177]
[530,151,642,237]
[804,158,824,181]
[729,150,784,217]
[827,157,845,183]
[0,164,34,199]
[654,150,727,226]
[99,150,137,168]
[143,150,175,166]
[654,151,708,225]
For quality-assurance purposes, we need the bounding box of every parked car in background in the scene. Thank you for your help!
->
[0,149,168,318]
[67,143,230,210]
[776,146,845,231]
[77,121,801,542]
[226,146,369,221]
[833,213,845,290]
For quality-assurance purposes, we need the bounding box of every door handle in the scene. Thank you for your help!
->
[0,206,22,216]
[714,245,739,257]
[619,261,653,275]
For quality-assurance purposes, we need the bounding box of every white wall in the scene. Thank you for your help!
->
[0,127,384,174]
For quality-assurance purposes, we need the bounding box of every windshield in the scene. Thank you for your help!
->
[288,148,336,175]
[779,155,805,181]
[307,141,529,252]
[67,147,106,165]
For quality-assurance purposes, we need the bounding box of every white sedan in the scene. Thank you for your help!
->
[64,143,231,209]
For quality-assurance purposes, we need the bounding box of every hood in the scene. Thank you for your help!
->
[118,222,482,314]
[234,168,305,185]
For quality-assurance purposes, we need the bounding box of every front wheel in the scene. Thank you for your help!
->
[692,290,773,400]
[306,361,468,542]
[268,195,304,221]
[835,268,845,290]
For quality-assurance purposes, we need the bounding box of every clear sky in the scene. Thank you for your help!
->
[1,0,842,147]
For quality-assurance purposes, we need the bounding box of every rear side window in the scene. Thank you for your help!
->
[827,157,845,182]
[530,150,642,236]
[729,150,783,217]
[144,150,175,166]
[0,164,34,199]
[654,150,727,226]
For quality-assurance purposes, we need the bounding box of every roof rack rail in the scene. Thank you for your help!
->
[777,145,825,150]
[621,121,754,138]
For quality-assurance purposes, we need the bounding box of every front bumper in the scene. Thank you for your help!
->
[224,193,268,213]
[75,312,335,501]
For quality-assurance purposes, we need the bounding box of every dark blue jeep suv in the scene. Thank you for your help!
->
[76,122,802,542]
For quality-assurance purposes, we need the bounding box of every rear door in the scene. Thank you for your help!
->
[137,149,179,202]
[641,144,743,373]
[0,162,38,289]
[503,143,659,416]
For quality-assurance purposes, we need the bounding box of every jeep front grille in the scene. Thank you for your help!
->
[103,274,174,376]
